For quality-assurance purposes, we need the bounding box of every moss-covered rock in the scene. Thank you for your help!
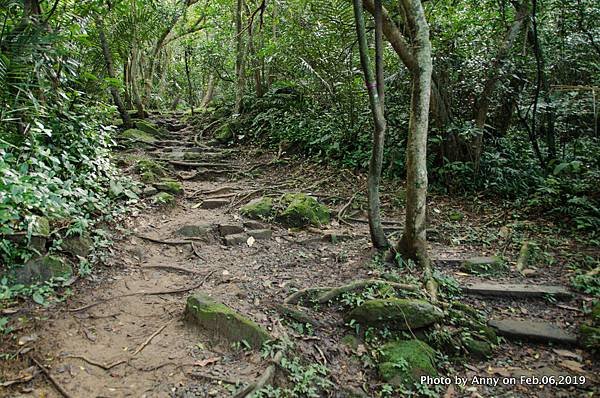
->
[461,336,493,359]
[176,224,214,238]
[12,255,72,285]
[214,123,233,143]
[141,171,157,183]
[32,217,50,237]
[579,324,599,350]
[60,234,92,258]
[3,217,50,254]
[152,192,175,206]
[341,334,361,350]
[378,340,437,387]
[185,294,270,349]
[136,158,166,177]
[461,256,506,275]
[134,120,165,137]
[121,128,157,144]
[345,299,444,330]
[277,193,330,227]
[153,178,183,195]
[240,197,274,220]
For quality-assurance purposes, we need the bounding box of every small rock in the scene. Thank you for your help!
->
[153,178,183,195]
[151,192,175,206]
[277,193,330,227]
[142,186,158,197]
[201,199,229,209]
[247,229,272,240]
[461,336,493,358]
[224,233,248,246]
[218,224,244,237]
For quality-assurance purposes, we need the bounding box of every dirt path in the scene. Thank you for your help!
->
[5,114,598,397]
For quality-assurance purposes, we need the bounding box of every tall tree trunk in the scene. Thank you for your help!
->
[234,0,246,115]
[201,74,216,108]
[352,0,388,249]
[96,17,132,128]
[396,0,436,299]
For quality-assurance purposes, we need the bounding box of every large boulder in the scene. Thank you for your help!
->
[185,294,270,349]
[240,197,274,220]
[345,299,444,330]
[12,255,72,285]
[277,193,330,227]
[378,340,437,387]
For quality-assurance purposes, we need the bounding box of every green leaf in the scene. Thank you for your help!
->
[32,292,45,305]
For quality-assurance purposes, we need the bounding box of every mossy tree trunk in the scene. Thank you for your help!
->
[396,0,436,299]
[352,0,389,249]
[234,0,246,115]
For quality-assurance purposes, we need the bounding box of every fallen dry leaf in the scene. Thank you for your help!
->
[247,236,255,247]
[487,366,510,378]
[18,334,38,346]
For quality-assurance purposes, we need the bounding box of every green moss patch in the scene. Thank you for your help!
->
[345,299,444,330]
[277,193,330,227]
[152,192,175,206]
[378,340,437,387]
[214,123,233,143]
[240,197,274,220]
[579,324,599,350]
[185,294,270,349]
[134,120,165,138]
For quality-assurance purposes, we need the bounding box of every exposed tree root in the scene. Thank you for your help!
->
[241,351,283,398]
[132,319,173,355]
[283,287,333,305]
[274,304,321,327]
[135,234,194,245]
[30,355,74,398]
[64,355,126,371]
[168,160,232,168]
[315,279,419,304]
[141,265,203,274]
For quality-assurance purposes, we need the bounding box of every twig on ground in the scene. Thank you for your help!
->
[64,355,126,371]
[133,320,173,356]
[244,351,283,397]
[30,355,74,398]
[191,241,204,259]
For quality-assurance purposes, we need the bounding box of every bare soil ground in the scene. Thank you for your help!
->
[1,114,598,398]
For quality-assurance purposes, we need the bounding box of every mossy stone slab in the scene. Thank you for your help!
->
[153,178,183,195]
[121,129,157,144]
[185,294,270,349]
[277,193,330,227]
[461,256,506,275]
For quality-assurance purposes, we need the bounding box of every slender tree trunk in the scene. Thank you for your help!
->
[396,0,436,299]
[96,17,132,128]
[184,47,195,115]
[471,0,530,170]
[201,74,216,108]
[131,46,146,118]
[352,0,388,249]
[234,0,246,115]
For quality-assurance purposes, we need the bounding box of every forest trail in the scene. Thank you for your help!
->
[12,114,598,397]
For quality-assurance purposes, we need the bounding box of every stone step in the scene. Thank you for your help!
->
[489,319,578,345]
[464,282,572,299]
